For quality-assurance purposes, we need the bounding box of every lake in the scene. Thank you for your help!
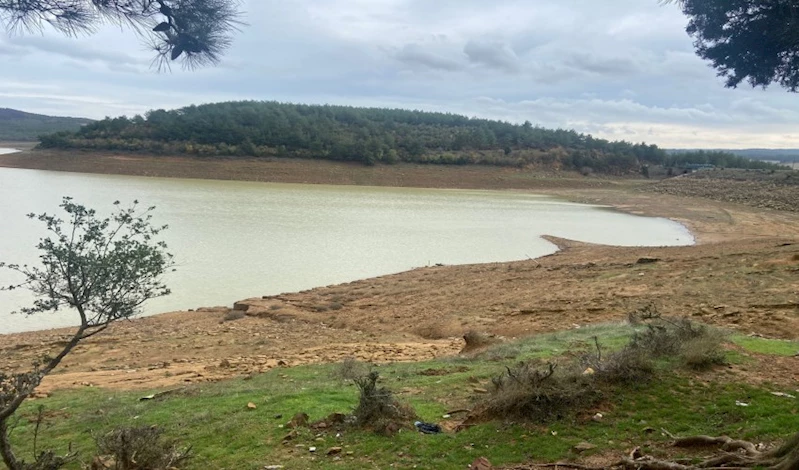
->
[0,149,693,334]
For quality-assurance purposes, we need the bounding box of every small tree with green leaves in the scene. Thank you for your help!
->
[0,197,174,470]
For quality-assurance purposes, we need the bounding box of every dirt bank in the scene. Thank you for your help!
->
[648,169,799,212]
[0,150,798,393]
[0,148,627,190]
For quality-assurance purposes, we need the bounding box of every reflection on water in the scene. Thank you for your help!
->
[0,166,693,334]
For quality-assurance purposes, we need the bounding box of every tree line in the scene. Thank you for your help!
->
[665,150,782,170]
[39,101,780,173]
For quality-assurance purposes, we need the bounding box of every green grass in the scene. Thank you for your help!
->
[459,322,637,363]
[731,335,799,356]
[9,325,799,470]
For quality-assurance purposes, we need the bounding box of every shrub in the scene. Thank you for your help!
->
[680,333,727,370]
[474,316,726,424]
[17,451,71,470]
[414,321,456,340]
[221,310,246,322]
[460,330,500,353]
[628,316,727,368]
[479,362,600,422]
[333,357,369,381]
[580,338,655,385]
[93,426,191,470]
[352,372,416,434]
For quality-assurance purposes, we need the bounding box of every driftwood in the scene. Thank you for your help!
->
[504,431,799,470]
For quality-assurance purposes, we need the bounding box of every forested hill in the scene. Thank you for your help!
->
[0,108,92,141]
[38,101,777,173]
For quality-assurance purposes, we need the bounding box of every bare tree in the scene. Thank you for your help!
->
[0,197,174,469]
[0,0,243,69]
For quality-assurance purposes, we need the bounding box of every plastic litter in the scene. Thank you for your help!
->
[414,421,442,434]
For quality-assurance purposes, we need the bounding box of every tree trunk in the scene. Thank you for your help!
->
[0,421,21,470]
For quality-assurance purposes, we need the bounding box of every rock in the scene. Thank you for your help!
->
[311,412,347,430]
[247,402,257,410]
[233,302,250,312]
[309,446,317,453]
[470,457,493,470]
[288,412,309,428]
[472,387,489,394]
[591,412,603,421]
[326,447,343,456]
[573,442,597,453]
[264,466,284,470]
[636,257,660,264]
[583,368,596,376]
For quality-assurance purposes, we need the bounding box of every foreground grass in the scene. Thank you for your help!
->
[10,324,799,470]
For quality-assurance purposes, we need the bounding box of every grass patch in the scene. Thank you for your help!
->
[462,322,636,362]
[8,324,799,469]
[732,335,799,356]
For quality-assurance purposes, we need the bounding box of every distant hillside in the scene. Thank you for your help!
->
[670,148,799,164]
[0,108,92,141]
[38,101,780,174]
[728,149,799,164]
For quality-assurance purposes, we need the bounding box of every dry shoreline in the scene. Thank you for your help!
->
[1,149,798,392]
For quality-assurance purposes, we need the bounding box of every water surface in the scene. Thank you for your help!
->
[0,160,693,334]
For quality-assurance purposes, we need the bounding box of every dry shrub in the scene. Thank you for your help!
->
[475,345,653,424]
[479,362,601,422]
[221,310,246,323]
[333,357,369,381]
[680,333,727,370]
[93,426,191,470]
[19,452,71,470]
[461,330,500,353]
[414,321,458,340]
[581,340,655,385]
[352,372,416,435]
[628,316,727,368]
[627,303,660,325]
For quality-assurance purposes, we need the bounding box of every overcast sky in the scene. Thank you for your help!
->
[2,0,799,148]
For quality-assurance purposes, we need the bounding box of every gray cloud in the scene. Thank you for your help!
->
[395,43,463,71]
[565,52,640,76]
[463,40,521,73]
[2,0,799,148]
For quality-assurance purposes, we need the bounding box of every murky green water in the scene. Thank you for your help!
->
[0,151,692,333]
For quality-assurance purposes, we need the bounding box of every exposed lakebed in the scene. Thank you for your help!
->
[0,153,693,333]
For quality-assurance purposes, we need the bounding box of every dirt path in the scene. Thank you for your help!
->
[0,151,798,393]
